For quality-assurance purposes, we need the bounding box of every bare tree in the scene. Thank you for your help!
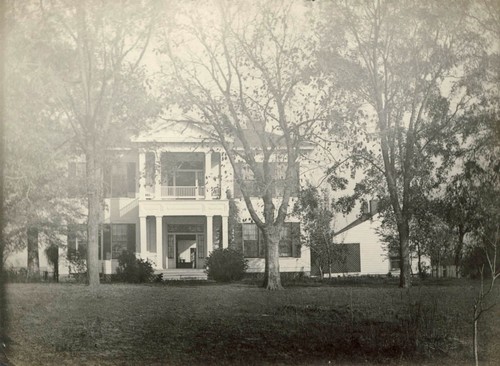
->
[7,0,160,287]
[316,0,490,287]
[160,0,326,290]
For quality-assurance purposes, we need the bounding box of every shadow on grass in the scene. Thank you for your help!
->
[133,302,465,365]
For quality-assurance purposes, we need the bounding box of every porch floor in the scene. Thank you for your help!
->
[155,268,207,280]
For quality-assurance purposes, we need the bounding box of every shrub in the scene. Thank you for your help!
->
[115,250,155,283]
[206,248,247,282]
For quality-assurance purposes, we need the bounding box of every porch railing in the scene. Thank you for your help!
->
[161,185,205,198]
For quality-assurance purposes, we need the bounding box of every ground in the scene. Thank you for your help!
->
[4,279,500,365]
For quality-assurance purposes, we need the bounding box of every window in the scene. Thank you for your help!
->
[274,162,300,196]
[104,162,136,198]
[389,256,400,271]
[111,224,128,259]
[243,224,261,258]
[241,223,300,258]
[279,224,292,257]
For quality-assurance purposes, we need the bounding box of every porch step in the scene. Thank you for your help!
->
[155,269,208,280]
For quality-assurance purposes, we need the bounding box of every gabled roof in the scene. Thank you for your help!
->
[133,121,209,144]
[133,121,315,151]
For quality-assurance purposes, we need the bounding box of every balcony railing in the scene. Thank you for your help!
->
[161,186,205,199]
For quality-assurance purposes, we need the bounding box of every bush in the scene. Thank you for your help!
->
[206,248,247,282]
[115,250,155,283]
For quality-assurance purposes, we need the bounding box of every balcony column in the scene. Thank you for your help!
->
[154,152,162,199]
[156,216,163,269]
[206,215,213,256]
[139,216,147,259]
[205,151,212,200]
[222,215,229,248]
[138,152,146,200]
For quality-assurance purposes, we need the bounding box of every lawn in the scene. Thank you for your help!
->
[4,280,500,365]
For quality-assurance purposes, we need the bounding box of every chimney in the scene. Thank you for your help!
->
[361,201,369,215]
[370,200,379,216]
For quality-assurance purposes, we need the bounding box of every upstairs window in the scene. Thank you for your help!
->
[104,162,136,198]
[234,162,299,198]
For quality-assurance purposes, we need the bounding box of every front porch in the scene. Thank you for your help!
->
[137,199,230,270]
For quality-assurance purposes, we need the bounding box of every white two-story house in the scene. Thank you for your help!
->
[65,122,312,277]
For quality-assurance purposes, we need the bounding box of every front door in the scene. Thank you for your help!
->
[176,234,197,268]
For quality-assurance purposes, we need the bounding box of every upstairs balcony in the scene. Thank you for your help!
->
[140,151,222,201]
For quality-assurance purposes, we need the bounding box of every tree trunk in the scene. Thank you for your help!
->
[455,226,466,278]
[397,221,411,288]
[86,151,101,287]
[473,309,479,366]
[416,242,423,279]
[27,227,40,281]
[53,255,59,282]
[262,226,282,290]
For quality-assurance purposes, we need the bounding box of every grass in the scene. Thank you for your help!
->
[4,280,500,365]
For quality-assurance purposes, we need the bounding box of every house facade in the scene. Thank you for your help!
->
[310,200,430,277]
[63,123,311,277]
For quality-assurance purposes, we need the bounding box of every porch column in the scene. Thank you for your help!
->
[138,151,146,200]
[206,215,213,256]
[154,152,162,199]
[205,151,212,200]
[139,216,147,259]
[222,215,229,248]
[156,216,163,269]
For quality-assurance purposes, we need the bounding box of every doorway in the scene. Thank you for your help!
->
[176,234,197,268]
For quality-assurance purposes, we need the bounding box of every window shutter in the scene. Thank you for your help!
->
[232,223,243,252]
[127,224,136,253]
[127,162,136,196]
[102,224,111,260]
[167,234,175,258]
[98,226,102,260]
[291,222,301,258]
[197,234,205,259]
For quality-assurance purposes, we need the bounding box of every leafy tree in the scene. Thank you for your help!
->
[294,185,338,278]
[4,1,84,281]
[316,0,490,287]
[6,0,160,287]
[159,1,324,290]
